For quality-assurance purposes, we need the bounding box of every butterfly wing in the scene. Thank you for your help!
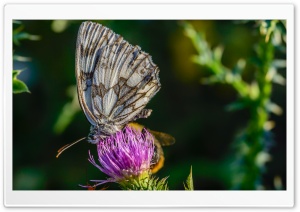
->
[76,21,123,125]
[76,21,160,127]
[100,43,160,126]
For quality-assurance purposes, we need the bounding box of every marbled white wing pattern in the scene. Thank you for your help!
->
[75,21,161,143]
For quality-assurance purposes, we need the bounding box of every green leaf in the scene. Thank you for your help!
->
[249,82,260,100]
[13,70,20,78]
[266,102,283,115]
[184,166,194,190]
[13,79,30,94]
[272,73,286,85]
[265,20,278,43]
[53,89,80,134]
[13,55,32,62]
[213,45,224,62]
[13,32,40,46]
[272,59,286,68]
[232,59,246,75]
[13,70,30,94]
[225,100,247,112]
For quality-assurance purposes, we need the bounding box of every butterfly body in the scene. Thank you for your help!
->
[87,124,122,143]
[75,21,161,143]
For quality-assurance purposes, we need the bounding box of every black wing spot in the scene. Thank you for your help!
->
[143,73,152,82]
[92,48,103,72]
[80,44,84,55]
[92,83,107,98]
[118,77,127,87]
[128,49,140,67]
[84,23,92,38]
[113,84,120,96]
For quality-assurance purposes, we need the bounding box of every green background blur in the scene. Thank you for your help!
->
[13,20,286,190]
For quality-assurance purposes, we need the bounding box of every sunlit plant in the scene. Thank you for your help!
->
[183,20,286,190]
[86,126,167,190]
[84,126,194,190]
[13,21,40,94]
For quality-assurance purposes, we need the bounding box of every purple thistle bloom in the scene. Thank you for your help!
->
[88,126,155,186]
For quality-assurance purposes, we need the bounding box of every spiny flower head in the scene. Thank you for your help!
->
[88,126,155,187]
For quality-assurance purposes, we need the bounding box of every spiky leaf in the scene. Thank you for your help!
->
[184,166,194,190]
[120,175,169,190]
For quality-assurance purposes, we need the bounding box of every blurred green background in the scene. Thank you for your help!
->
[13,20,286,190]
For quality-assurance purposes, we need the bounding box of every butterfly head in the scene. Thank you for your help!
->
[88,124,123,144]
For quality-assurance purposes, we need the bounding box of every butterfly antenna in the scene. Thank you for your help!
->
[56,137,86,158]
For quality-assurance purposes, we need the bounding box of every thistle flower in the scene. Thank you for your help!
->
[87,126,167,190]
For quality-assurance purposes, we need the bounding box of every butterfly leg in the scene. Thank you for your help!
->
[133,109,152,121]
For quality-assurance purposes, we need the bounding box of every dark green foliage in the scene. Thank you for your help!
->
[183,20,286,190]
[13,20,286,190]
[53,86,80,134]
[13,21,40,94]
[13,21,40,46]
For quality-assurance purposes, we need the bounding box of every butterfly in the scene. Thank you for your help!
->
[57,22,173,174]
[75,21,161,144]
